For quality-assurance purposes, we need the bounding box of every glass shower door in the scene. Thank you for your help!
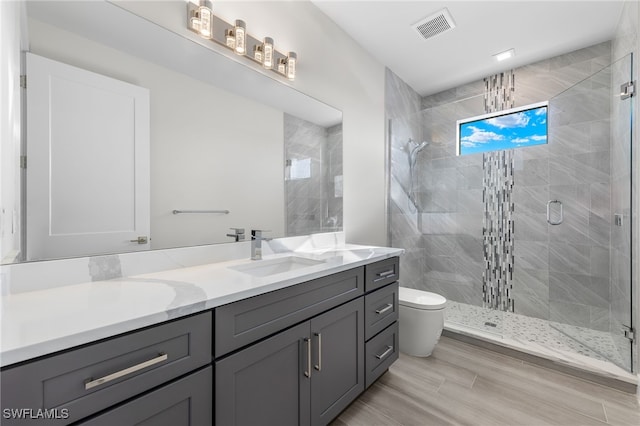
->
[548,54,633,371]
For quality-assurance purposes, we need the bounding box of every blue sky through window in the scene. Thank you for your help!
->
[458,104,547,155]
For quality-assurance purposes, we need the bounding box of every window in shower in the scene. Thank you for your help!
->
[456,101,548,155]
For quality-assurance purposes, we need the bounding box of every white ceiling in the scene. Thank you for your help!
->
[312,1,626,96]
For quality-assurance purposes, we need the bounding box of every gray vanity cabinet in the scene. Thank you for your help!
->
[215,297,365,426]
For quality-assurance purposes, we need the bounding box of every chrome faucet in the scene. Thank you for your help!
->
[251,229,271,260]
[226,228,245,242]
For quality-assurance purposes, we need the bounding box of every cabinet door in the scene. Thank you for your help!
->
[215,322,311,426]
[310,298,365,426]
[78,366,211,426]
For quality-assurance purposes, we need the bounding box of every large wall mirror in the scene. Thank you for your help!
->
[1,1,342,264]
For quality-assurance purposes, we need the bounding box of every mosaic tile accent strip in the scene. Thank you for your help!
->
[483,70,515,114]
[482,151,515,311]
[482,70,516,312]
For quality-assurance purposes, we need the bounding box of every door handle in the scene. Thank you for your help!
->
[304,338,311,378]
[314,333,322,371]
[546,200,563,225]
[129,236,148,244]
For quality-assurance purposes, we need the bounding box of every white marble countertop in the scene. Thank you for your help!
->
[1,241,402,367]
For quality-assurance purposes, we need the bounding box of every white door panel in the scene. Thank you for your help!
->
[26,53,150,261]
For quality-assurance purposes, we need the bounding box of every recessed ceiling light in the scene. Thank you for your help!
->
[494,48,515,61]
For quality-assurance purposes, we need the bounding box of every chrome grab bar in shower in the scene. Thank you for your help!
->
[546,200,563,225]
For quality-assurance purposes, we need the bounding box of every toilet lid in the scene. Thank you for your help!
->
[399,287,447,310]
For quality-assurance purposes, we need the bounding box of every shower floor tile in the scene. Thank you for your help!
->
[444,301,631,377]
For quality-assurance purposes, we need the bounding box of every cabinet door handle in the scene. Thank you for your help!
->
[84,353,168,390]
[314,333,322,371]
[375,346,394,360]
[375,303,393,315]
[377,270,395,278]
[304,338,311,378]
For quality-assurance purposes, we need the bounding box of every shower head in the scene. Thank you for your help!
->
[413,141,428,153]
[409,140,429,160]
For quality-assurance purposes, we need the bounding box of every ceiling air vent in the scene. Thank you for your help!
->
[412,8,456,41]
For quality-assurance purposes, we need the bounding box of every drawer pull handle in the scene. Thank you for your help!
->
[314,333,322,371]
[304,338,312,378]
[84,353,168,390]
[375,304,394,315]
[377,270,395,278]
[375,346,394,360]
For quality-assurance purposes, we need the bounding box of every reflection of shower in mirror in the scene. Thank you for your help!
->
[407,138,429,211]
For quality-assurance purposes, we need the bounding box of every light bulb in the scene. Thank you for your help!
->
[225,29,235,50]
[286,52,297,81]
[234,20,246,54]
[197,1,212,39]
[263,37,274,69]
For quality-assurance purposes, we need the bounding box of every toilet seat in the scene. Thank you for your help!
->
[399,287,447,310]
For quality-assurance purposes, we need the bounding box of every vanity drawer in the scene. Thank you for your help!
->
[215,266,364,357]
[77,366,212,426]
[365,282,399,340]
[0,312,211,425]
[365,257,399,292]
[365,322,399,388]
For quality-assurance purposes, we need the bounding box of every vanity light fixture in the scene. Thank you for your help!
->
[494,48,515,62]
[234,20,246,54]
[190,0,213,39]
[186,1,297,81]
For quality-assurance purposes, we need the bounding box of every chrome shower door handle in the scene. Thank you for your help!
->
[547,200,563,225]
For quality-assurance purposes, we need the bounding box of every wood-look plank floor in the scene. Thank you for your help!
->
[331,336,640,426]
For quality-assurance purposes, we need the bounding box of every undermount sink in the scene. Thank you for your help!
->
[229,256,326,277]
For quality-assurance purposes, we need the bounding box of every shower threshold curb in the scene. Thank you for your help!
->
[443,326,638,394]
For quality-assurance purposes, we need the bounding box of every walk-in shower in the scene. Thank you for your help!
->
[388,46,634,377]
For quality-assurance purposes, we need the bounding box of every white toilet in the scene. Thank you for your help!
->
[398,287,447,357]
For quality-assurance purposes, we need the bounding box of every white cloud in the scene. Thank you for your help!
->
[512,137,529,144]
[535,108,546,116]
[531,134,547,141]
[486,112,530,129]
[461,127,504,144]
